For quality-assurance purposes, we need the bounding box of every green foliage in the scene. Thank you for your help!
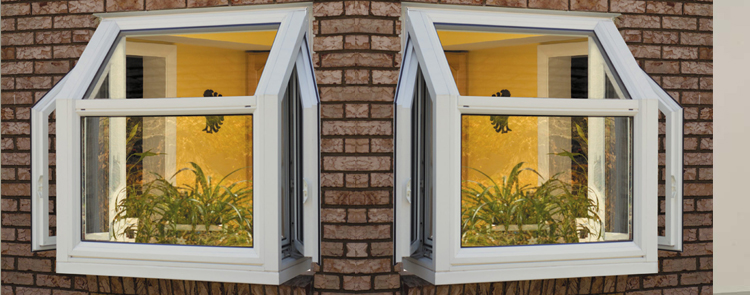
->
[112,126,253,247]
[461,161,601,247]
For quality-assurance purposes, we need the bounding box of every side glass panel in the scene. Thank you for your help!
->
[410,69,434,258]
[87,27,278,99]
[82,115,253,247]
[435,26,627,99]
[281,67,304,257]
[461,115,633,247]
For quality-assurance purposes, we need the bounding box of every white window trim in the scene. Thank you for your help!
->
[395,6,682,285]
[32,6,319,285]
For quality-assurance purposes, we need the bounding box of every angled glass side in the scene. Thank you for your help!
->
[434,25,629,99]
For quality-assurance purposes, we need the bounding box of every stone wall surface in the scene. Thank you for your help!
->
[0,0,712,294]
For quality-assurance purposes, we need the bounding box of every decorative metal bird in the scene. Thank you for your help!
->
[490,90,512,133]
[202,89,225,134]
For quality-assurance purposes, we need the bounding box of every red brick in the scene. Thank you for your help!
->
[320,86,394,102]
[346,242,368,257]
[372,70,398,84]
[700,138,712,150]
[681,62,713,75]
[630,45,660,59]
[643,274,678,288]
[619,15,661,28]
[53,15,97,28]
[314,35,344,51]
[370,242,392,256]
[700,77,713,90]
[322,138,344,153]
[17,47,53,60]
[2,62,34,75]
[187,0,228,7]
[36,31,73,44]
[370,172,392,187]
[663,259,697,272]
[441,0,483,5]
[106,0,144,11]
[18,17,53,30]
[323,156,390,171]
[345,1,369,15]
[663,47,698,60]
[682,91,712,104]
[696,199,712,211]
[681,33,712,46]
[345,70,369,85]
[230,0,273,4]
[2,32,35,46]
[684,3,712,16]
[16,287,52,295]
[146,0,186,10]
[345,174,368,187]
[664,288,699,295]
[323,224,390,240]
[485,0,526,7]
[317,70,343,85]
[699,257,712,270]
[645,61,679,74]
[321,52,393,68]
[345,138,369,153]
[322,258,390,274]
[698,167,713,180]
[321,18,393,35]
[348,209,368,223]
[37,274,73,288]
[570,0,606,11]
[53,45,87,58]
[646,1,682,14]
[682,243,712,256]
[699,19,712,32]
[699,228,712,241]
[322,104,344,119]
[322,121,392,136]
[2,213,31,226]
[2,3,32,16]
[322,208,347,223]
[662,16,697,30]
[321,173,344,187]
[368,208,392,223]
[314,1,344,16]
[644,31,679,44]
[324,190,390,206]
[374,274,400,289]
[16,76,53,90]
[36,61,70,74]
[528,0,567,10]
[371,2,400,16]
[680,272,711,285]
[684,183,712,196]
[610,0,645,13]
[69,0,106,13]
[315,274,341,289]
[1,19,15,31]
[343,276,370,291]
[662,76,699,90]
[345,35,370,50]
[321,242,344,256]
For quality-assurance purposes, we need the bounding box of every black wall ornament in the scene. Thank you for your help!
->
[202,89,225,134]
[490,89,512,133]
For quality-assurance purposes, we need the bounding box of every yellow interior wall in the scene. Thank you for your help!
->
[174,115,253,188]
[461,116,539,188]
[454,43,541,187]
[175,43,248,98]
[174,31,277,47]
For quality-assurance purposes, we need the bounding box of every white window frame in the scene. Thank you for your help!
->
[31,6,319,284]
[395,6,682,285]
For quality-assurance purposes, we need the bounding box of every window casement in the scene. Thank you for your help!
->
[31,6,320,284]
[394,6,683,285]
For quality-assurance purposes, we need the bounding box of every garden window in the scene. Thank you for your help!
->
[31,6,320,284]
[394,6,683,284]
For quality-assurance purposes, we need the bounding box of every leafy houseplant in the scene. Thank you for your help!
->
[461,162,601,247]
[111,125,254,247]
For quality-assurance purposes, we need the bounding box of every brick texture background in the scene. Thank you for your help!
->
[1,0,711,294]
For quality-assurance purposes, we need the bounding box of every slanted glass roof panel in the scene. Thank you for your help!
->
[86,27,279,99]
[435,26,628,99]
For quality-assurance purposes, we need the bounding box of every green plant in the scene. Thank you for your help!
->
[461,162,601,247]
[111,125,253,247]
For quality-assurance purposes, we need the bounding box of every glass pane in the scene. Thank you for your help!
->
[436,26,626,99]
[82,115,253,247]
[461,115,632,247]
[87,27,278,99]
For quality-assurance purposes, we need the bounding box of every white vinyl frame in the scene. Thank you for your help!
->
[31,5,319,285]
[395,6,682,285]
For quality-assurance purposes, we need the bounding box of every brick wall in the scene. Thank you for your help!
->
[1,0,712,294]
